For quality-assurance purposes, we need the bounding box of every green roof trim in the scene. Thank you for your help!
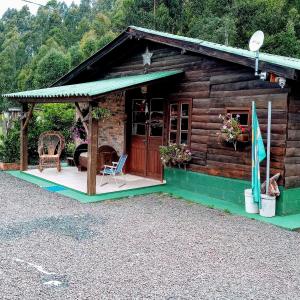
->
[129,26,300,72]
[3,70,182,99]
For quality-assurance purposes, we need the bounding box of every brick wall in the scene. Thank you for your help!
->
[75,92,126,155]
[97,92,126,155]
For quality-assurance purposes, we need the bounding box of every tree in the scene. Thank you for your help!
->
[33,48,70,88]
[80,30,99,58]
[2,0,300,113]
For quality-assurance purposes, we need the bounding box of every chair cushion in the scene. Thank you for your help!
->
[102,168,115,175]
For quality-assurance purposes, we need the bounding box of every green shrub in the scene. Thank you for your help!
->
[0,103,75,164]
[0,121,20,163]
[29,103,75,163]
[65,142,76,157]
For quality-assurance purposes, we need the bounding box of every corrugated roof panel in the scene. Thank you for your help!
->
[129,26,300,71]
[3,70,182,99]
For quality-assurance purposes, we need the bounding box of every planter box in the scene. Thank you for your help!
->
[237,133,249,143]
[0,162,20,171]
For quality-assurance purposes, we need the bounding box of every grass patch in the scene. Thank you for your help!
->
[206,204,215,209]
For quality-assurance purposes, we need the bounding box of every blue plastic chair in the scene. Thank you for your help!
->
[100,154,128,187]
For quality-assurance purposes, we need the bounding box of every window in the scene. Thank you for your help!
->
[168,99,192,145]
[132,99,147,135]
[226,108,250,128]
[149,98,164,137]
[131,98,164,136]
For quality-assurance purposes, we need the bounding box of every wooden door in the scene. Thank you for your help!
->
[146,136,162,179]
[128,135,146,176]
[128,98,164,180]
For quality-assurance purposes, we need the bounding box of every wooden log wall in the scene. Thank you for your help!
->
[99,41,289,184]
[285,82,300,188]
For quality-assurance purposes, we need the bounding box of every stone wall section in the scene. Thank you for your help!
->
[97,92,126,155]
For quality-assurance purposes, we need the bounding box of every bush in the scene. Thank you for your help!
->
[29,103,75,162]
[65,141,76,157]
[0,121,20,163]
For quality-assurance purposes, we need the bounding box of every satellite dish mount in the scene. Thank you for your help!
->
[249,31,266,80]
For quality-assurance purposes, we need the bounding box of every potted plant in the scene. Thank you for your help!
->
[159,143,192,169]
[218,113,249,150]
[92,107,112,121]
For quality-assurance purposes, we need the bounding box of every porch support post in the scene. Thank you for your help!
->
[20,103,29,171]
[87,102,99,195]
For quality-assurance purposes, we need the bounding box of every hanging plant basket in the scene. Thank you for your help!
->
[218,113,250,150]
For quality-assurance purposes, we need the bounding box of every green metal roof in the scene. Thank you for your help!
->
[129,26,300,72]
[3,70,182,99]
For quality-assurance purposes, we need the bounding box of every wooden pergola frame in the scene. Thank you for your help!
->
[18,96,99,195]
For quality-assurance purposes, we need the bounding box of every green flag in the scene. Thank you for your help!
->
[252,102,266,208]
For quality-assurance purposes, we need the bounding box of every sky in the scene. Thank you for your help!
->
[0,0,81,17]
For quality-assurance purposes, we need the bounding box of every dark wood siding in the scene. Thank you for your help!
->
[95,40,289,184]
[285,82,300,188]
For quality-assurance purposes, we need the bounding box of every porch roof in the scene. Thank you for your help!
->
[3,70,182,102]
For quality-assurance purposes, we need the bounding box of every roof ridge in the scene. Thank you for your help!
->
[128,25,300,71]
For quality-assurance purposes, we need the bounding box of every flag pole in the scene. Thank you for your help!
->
[251,101,254,192]
[266,101,272,195]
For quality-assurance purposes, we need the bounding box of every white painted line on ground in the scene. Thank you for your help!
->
[12,258,56,275]
[43,280,63,286]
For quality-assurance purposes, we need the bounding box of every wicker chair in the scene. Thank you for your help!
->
[38,131,65,172]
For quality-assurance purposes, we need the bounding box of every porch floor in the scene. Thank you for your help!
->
[24,167,164,194]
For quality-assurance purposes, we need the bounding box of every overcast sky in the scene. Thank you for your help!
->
[0,0,81,17]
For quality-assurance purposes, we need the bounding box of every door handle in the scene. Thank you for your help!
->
[143,139,147,144]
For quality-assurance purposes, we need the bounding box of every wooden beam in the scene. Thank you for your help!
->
[22,104,35,131]
[75,102,89,135]
[20,103,29,171]
[87,103,99,195]
[14,96,91,104]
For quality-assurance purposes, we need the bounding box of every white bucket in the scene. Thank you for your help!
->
[244,189,259,214]
[259,194,276,218]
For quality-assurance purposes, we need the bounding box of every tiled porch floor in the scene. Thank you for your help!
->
[25,167,164,194]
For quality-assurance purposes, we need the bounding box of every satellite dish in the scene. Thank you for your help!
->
[249,31,264,52]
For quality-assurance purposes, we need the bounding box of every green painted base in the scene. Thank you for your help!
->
[164,167,300,216]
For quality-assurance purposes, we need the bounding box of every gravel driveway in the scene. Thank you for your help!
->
[1,171,300,300]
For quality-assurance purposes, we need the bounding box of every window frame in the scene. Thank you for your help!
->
[226,107,251,128]
[168,98,192,146]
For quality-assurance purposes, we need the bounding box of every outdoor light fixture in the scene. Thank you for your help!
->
[278,77,286,89]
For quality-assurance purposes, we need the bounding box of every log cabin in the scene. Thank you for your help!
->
[4,26,300,215]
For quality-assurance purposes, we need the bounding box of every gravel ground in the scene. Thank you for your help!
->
[1,172,300,300]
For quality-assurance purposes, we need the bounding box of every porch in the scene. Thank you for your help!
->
[3,70,182,195]
[24,166,165,195]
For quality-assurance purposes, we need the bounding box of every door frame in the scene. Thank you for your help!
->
[126,96,165,180]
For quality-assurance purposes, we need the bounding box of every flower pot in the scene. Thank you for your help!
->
[0,162,20,171]
[237,133,249,143]
[259,194,276,217]
[244,189,259,214]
